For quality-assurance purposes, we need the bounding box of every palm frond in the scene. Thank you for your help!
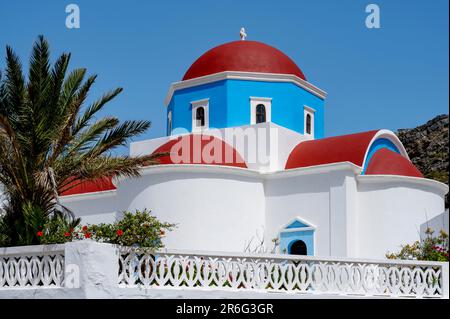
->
[87,120,151,157]
[0,36,155,247]
[72,87,123,136]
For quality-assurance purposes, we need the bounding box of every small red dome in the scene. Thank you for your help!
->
[151,134,247,168]
[285,130,379,169]
[183,41,306,81]
[365,148,423,178]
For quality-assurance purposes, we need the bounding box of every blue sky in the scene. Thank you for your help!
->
[0,0,448,153]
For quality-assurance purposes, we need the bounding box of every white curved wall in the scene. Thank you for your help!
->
[115,166,265,252]
[57,165,448,260]
[61,192,119,225]
[356,176,447,259]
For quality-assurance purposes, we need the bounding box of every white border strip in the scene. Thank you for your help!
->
[165,71,327,105]
[0,244,65,257]
[60,163,448,201]
[121,246,448,267]
[356,174,449,195]
[60,189,117,202]
[131,161,361,180]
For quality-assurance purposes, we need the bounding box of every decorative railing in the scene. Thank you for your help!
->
[0,245,65,288]
[0,243,447,298]
[118,248,447,298]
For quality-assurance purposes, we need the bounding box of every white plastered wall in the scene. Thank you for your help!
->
[264,167,361,257]
[355,175,447,259]
[114,166,265,252]
[60,192,119,225]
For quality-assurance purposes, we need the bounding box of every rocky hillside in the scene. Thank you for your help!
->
[396,114,449,206]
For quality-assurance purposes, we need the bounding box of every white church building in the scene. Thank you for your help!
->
[58,37,448,260]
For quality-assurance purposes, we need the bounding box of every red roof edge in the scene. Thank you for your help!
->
[285,130,379,169]
[60,176,116,196]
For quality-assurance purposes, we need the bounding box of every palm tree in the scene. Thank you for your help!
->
[0,35,160,246]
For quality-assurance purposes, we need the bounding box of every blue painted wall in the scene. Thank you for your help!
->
[226,80,325,137]
[167,79,325,137]
[168,80,227,135]
[280,229,315,256]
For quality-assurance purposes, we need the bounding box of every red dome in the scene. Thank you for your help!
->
[285,131,379,169]
[365,148,423,178]
[60,176,116,196]
[183,41,306,81]
[151,134,247,168]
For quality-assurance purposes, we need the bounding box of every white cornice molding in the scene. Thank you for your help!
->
[60,163,448,201]
[279,216,317,231]
[113,161,361,186]
[356,175,449,195]
[304,105,316,113]
[165,71,327,106]
[250,96,273,102]
[60,189,117,202]
[190,98,210,107]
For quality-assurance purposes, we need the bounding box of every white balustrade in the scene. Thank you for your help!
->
[118,248,447,298]
[0,245,65,288]
[0,243,447,298]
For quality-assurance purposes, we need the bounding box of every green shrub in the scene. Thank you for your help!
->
[37,209,175,250]
[38,212,80,245]
[386,228,449,262]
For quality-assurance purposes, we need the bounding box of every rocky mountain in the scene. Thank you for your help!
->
[396,114,449,206]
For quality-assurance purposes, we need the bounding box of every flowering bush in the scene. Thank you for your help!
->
[386,228,449,262]
[36,212,80,245]
[38,209,175,250]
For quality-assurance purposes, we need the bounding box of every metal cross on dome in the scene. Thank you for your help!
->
[240,27,247,40]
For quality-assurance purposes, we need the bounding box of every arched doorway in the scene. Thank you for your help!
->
[289,240,307,255]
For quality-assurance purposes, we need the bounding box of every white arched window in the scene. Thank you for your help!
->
[256,104,266,124]
[191,98,209,132]
[306,113,311,134]
[196,107,205,127]
[250,97,271,124]
[167,111,172,135]
[304,105,315,138]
